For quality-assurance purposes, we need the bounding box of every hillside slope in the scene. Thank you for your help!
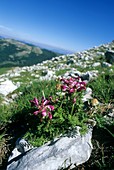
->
[0,38,60,67]
[0,40,114,170]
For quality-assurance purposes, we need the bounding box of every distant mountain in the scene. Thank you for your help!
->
[0,38,60,67]
[23,41,75,54]
[0,33,74,54]
[0,36,4,39]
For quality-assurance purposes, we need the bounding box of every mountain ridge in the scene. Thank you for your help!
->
[0,34,74,54]
[0,38,60,67]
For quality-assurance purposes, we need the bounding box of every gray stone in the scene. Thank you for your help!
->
[8,138,33,163]
[82,87,93,102]
[62,70,98,82]
[81,71,98,82]
[102,62,112,67]
[39,70,56,80]
[104,108,114,125]
[0,80,18,96]
[105,50,114,64]
[67,59,75,65]
[96,52,104,56]
[7,126,94,170]
[92,62,101,67]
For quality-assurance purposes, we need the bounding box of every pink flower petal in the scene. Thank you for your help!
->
[61,85,67,91]
[33,110,39,115]
[69,88,75,93]
[43,99,50,106]
[45,105,54,112]
[48,112,52,119]
[30,98,39,107]
[73,98,76,103]
[42,110,47,117]
[34,98,39,106]
[48,105,54,111]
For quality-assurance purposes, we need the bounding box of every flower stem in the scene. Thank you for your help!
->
[42,90,45,99]
[71,103,75,115]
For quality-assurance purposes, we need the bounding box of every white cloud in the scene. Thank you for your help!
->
[0,25,14,38]
[0,25,33,41]
[0,25,26,40]
[0,25,12,31]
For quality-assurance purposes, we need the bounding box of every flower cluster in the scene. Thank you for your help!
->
[30,76,86,121]
[30,97,54,120]
[60,77,86,93]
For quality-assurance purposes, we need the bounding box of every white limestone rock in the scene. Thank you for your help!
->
[92,62,101,67]
[7,126,94,170]
[82,87,93,102]
[0,80,18,96]
[104,108,114,125]
[40,70,56,80]
[81,71,98,81]
[102,62,112,67]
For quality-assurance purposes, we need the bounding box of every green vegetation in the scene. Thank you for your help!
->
[55,68,70,76]
[0,78,88,145]
[89,71,114,104]
[0,67,12,75]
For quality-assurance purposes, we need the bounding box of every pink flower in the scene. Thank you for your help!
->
[77,82,86,91]
[73,98,76,103]
[33,110,39,115]
[47,105,54,111]
[60,77,86,94]
[30,97,54,120]
[41,110,47,117]
[48,112,52,119]
[30,98,39,107]
[69,88,75,93]
[61,85,68,91]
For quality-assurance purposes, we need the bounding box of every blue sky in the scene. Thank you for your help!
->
[0,0,114,52]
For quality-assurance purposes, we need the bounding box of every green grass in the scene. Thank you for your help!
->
[55,68,70,76]
[0,67,11,75]
[0,80,57,125]
[89,72,114,103]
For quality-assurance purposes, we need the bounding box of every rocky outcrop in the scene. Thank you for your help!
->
[7,126,94,170]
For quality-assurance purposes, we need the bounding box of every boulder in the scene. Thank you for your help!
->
[67,59,75,65]
[81,71,98,82]
[104,108,114,125]
[101,62,112,67]
[7,126,94,170]
[105,50,114,64]
[40,70,56,81]
[0,80,18,96]
[92,62,101,67]
[82,87,93,102]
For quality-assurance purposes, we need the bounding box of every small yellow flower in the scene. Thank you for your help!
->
[56,84,61,90]
[91,98,99,106]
